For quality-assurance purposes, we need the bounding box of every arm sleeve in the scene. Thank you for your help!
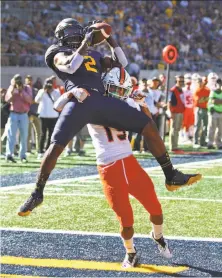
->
[55,52,84,74]
[53,92,71,112]
[113,47,128,68]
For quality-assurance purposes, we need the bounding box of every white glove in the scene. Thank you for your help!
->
[54,88,90,112]
[71,88,90,103]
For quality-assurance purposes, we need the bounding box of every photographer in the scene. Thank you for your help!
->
[35,79,60,158]
[5,74,32,163]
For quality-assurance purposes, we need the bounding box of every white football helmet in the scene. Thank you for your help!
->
[102,67,132,99]
[184,73,192,84]
[191,73,201,81]
[208,72,218,81]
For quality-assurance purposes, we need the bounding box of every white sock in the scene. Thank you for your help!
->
[122,237,136,253]
[152,224,163,240]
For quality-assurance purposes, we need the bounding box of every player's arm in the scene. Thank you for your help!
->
[106,35,128,68]
[53,88,90,112]
[53,30,95,74]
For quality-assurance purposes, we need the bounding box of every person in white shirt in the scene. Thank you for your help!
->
[35,80,60,157]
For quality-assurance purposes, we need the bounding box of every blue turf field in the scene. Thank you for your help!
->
[1,230,222,277]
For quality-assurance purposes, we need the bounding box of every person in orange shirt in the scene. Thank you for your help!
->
[193,77,210,148]
[182,73,194,141]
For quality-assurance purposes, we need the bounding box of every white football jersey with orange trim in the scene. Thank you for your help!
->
[87,98,139,165]
[183,87,193,108]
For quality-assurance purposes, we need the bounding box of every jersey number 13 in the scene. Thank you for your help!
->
[104,127,127,142]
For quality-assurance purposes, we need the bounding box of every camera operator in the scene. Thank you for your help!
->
[35,79,60,158]
[5,74,32,163]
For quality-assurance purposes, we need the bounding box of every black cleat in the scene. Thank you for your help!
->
[122,252,138,268]
[166,169,202,191]
[6,155,17,163]
[18,191,43,216]
[21,158,28,163]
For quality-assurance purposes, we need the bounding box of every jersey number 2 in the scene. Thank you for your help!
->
[104,127,127,142]
[84,56,98,73]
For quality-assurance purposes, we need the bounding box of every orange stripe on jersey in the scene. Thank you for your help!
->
[119,67,125,85]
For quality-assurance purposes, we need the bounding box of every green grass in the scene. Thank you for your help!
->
[1,161,222,238]
[0,142,97,175]
[0,140,220,176]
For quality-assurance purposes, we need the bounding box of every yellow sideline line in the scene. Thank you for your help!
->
[1,256,188,274]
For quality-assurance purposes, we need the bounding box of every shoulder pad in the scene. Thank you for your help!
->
[45,44,73,69]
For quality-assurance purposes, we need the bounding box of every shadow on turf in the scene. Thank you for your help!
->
[173,263,222,277]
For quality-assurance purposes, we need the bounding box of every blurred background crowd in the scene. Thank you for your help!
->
[1,0,222,72]
[1,71,222,163]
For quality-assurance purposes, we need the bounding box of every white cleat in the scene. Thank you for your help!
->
[122,252,139,268]
[151,232,173,259]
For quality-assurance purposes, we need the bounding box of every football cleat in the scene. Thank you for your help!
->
[6,155,17,163]
[166,169,202,191]
[18,191,43,216]
[151,232,172,259]
[122,252,139,268]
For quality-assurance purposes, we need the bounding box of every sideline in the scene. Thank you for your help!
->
[1,227,222,242]
[1,158,222,191]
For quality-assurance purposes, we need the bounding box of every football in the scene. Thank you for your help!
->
[90,22,112,45]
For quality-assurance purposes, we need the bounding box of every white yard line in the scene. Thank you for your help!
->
[1,227,222,242]
[2,191,222,203]
[1,158,222,192]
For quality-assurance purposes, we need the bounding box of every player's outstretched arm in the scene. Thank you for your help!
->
[106,35,128,68]
[53,30,95,74]
[54,88,90,111]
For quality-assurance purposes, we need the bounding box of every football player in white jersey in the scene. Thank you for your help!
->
[182,73,194,141]
[54,67,172,268]
[207,72,219,91]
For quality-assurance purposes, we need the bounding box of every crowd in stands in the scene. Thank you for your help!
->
[1,70,222,163]
[1,0,222,71]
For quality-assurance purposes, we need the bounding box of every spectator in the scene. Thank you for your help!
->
[35,80,60,158]
[25,75,41,154]
[48,75,65,95]
[1,1,221,71]
[5,74,32,163]
[207,78,222,150]
[33,77,43,90]
[147,77,163,129]
[193,77,210,148]
[182,73,194,142]
[1,88,10,155]
[207,72,219,91]
[168,75,185,151]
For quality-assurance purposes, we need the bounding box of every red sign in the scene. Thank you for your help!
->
[162,45,178,64]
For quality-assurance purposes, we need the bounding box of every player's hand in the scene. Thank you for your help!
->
[72,88,90,103]
[84,20,104,33]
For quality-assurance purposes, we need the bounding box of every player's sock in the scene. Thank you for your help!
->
[122,237,136,253]
[152,224,163,240]
[156,152,175,181]
[34,173,49,196]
